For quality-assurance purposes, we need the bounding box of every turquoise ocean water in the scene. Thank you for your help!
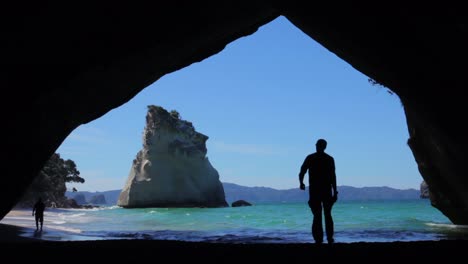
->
[6,199,468,243]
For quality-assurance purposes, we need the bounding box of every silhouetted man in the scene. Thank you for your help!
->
[299,139,338,244]
[32,197,46,231]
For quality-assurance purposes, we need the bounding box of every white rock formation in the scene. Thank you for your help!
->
[118,105,228,208]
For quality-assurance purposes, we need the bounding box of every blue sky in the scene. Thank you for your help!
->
[57,16,421,192]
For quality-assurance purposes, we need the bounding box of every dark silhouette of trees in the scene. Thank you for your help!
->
[170,110,181,119]
[18,153,84,207]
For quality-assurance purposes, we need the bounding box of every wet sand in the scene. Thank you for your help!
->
[1,221,467,263]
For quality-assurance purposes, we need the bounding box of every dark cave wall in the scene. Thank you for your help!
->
[275,2,468,223]
[2,2,467,224]
[1,1,280,220]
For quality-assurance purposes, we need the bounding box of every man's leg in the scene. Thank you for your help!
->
[323,200,334,243]
[39,215,43,230]
[35,215,39,230]
[308,199,323,244]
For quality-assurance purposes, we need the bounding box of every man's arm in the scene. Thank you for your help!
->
[32,205,35,216]
[331,158,337,196]
[299,156,309,190]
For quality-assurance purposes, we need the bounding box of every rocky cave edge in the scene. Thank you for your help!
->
[2,2,467,225]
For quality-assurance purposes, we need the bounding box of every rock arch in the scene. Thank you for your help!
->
[2,2,467,224]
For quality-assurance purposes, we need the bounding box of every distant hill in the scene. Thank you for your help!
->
[222,183,420,204]
[65,190,121,206]
[66,183,420,206]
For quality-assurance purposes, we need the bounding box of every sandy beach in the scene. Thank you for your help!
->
[0,208,90,242]
[0,209,42,242]
[1,209,468,263]
[1,226,467,263]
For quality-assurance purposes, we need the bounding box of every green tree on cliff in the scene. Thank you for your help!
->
[18,153,85,207]
[170,110,181,119]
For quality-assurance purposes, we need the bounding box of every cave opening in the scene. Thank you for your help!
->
[60,16,421,194]
[7,16,456,243]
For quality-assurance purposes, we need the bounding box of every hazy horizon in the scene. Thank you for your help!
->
[68,182,421,193]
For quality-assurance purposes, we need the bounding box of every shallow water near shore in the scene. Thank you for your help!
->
[3,199,468,243]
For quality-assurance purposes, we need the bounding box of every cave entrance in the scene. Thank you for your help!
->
[60,16,420,195]
[45,16,453,243]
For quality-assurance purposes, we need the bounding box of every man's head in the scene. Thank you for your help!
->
[316,139,327,152]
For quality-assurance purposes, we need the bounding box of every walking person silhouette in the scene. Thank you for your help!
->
[299,139,338,244]
[32,197,46,231]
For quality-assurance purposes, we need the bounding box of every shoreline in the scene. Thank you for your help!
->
[2,217,468,262]
[1,233,467,262]
[2,207,468,263]
[2,207,468,243]
[0,208,97,242]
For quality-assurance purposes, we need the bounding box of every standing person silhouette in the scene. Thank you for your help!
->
[32,197,46,231]
[299,139,338,244]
